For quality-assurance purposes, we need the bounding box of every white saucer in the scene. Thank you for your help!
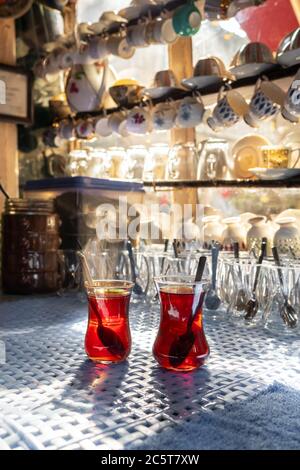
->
[231,134,270,179]
[277,49,300,67]
[229,62,276,79]
[181,75,224,90]
[142,86,183,99]
[249,167,300,180]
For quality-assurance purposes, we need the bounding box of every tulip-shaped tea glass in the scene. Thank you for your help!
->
[85,280,133,363]
[153,275,209,371]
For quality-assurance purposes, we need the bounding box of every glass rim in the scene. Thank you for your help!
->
[85,279,134,289]
[154,275,209,286]
[267,264,300,271]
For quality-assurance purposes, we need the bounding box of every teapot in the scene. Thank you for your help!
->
[66,60,109,113]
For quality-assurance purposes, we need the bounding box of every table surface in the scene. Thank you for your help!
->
[0,294,299,450]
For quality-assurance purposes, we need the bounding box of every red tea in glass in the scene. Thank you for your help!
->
[153,276,209,371]
[85,280,133,363]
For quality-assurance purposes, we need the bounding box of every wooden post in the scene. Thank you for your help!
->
[290,0,300,24]
[0,18,18,209]
[168,37,198,216]
[168,37,195,146]
[63,1,77,36]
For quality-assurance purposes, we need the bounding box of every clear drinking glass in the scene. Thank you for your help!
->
[263,265,300,337]
[85,280,134,363]
[67,150,89,176]
[166,143,198,180]
[153,275,209,371]
[108,147,127,179]
[87,149,112,178]
[127,145,148,180]
[143,143,169,181]
[227,259,266,328]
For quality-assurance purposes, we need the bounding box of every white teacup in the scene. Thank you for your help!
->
[126,106,152,134]
[58,120,75,140]
[94,115,112,137]
[127,23,150,48]
[207,87,248,131]
[176,95,205,128]
[106,36,135,58]
[282,68,300,123]
[146,17,177,45]
[108,111,128,135]
[76,120,95,139]
[244,78,285,128]
[152,102,177,131]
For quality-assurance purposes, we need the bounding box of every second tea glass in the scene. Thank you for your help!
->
[153,275,209,372]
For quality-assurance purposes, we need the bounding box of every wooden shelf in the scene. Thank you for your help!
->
[143,178,300,189]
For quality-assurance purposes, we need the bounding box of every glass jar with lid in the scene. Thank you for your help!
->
[87,149,112,178]
[143,143,169,181]
[166,143,198,180]
[2,198,61,294]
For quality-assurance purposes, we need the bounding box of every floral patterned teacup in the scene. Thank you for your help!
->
[152,102,177,131]
[176,95,205,128]
[126,105,153,134]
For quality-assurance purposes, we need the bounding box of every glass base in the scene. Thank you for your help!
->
[88,357,127,364]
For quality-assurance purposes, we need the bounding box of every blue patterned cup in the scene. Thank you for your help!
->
[282,69,300,123]
[244,78,285,128]
[207,87,248,131]
[176,95,205,128]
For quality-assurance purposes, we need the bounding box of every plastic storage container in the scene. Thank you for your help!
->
[24,177,144,250]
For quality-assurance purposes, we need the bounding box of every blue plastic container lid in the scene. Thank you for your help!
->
[24,177,145,193]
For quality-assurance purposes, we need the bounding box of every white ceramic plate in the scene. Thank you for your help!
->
[229,62,276,79]
[249,167,300,180]
[231,134,270,179]
[181,75,224,90]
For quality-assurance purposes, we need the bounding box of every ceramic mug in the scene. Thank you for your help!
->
[47,47,75,71]
[74,38,108,64]
[176,95,205,128]
[94,114,112,137]
[58,48,76,70]
[127,23,150,48]
[58,120,75,140]
[152,102,177,131]
[145,17,178,45]
[244,78,285,128]
[126,105,152,134]
[282,69,300,123]
[108,111,129,136]
[154,69,178,88]
[207,87,248,131]
[172,0,201,37]
[259,145,300,169]
[76,120,95,139]
[106,36,135,59]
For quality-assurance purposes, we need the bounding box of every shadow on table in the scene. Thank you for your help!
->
[53,359,130,414]
[150,366,212,420]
